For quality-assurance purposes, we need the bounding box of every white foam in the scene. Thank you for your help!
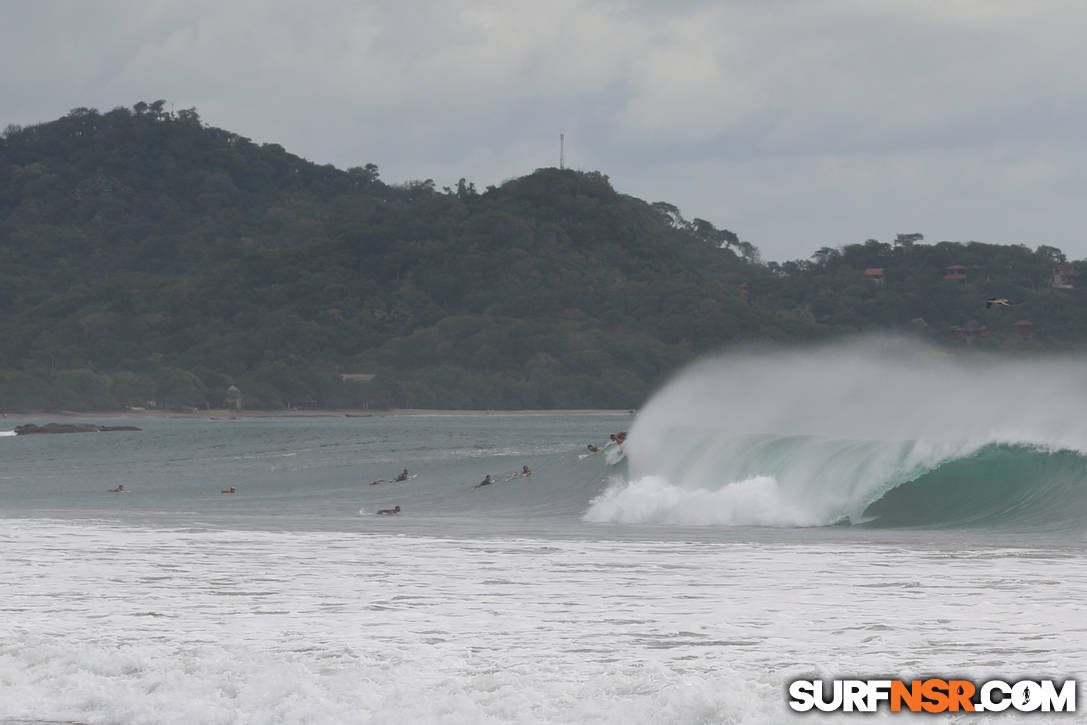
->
[603,444,626,466]
[2,518,1084,723]
[583,474,820,527]
[618,337,1087,526]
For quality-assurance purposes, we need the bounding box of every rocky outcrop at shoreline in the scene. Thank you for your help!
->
[14,423,142,435]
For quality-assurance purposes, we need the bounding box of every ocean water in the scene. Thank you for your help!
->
[2,340,1086,724]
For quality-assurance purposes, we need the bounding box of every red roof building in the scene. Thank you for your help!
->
[944,264,968,281]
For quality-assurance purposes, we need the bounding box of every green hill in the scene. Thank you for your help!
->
[3,103,1085,412]
[0,102,817,411]
[758,237,1087,349]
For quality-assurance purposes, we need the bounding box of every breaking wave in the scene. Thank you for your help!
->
[585,338,1087,529]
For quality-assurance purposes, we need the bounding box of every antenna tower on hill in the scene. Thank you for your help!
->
[560,133,565,170]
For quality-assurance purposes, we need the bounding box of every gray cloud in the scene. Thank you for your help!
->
[3,0,1086,261]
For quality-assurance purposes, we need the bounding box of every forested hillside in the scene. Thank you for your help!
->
[1,103,1083,412]
[0,103,815,411]
[756,237,1087,348]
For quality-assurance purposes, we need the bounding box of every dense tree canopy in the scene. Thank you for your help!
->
[0,104,1083,411]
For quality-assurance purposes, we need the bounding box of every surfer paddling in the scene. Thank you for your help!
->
[106,484,125,493]
[474,474,494,489]
[371,468,412,485]
[586,443,600,453]
[376,505,401,515]
[502,465,533,481]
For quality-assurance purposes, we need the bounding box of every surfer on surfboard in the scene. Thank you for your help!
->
[376,505,401,515]
[371,469,414,485]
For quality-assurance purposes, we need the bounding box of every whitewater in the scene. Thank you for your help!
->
[588,338,1087,531]
[1,338,1085,723]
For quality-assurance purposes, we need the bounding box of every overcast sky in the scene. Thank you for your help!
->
[3,0,1086,262]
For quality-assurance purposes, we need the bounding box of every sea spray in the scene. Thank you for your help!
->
[586,337,1087,528]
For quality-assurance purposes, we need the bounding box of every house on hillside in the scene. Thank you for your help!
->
[943,264,984,281]
[863,267,885,283]
[944,265,968,281]
[1052,264,1078,289]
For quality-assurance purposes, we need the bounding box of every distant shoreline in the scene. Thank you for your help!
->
[4,408,636,421]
